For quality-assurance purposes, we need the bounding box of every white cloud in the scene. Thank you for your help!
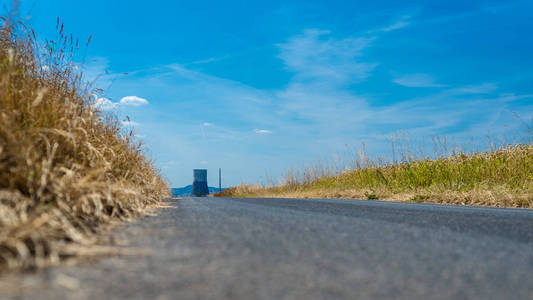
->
[121,120,139,126]
[161,160,178,169]
[380,15,412,32]
[277,29,377,85]
[203,122,213,126]
[82,57,114,89]
[185,54,232,66]
[392,73,447,88]
[92,94,152,111]
[92,94,118,110]
[120,96,149,106]
[255,129,272,134]
[450,83,498,95]
[91,94,150,110]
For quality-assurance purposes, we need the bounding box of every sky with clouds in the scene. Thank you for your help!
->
[20,0,533,187]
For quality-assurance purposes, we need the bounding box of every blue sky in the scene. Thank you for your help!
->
[19,0,533,187]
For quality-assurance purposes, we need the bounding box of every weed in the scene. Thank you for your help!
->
[365,191,379,200]
[0,14,168,270]
[218,143,532,208]
[409,195,430,203]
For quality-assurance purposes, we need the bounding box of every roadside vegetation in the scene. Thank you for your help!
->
[217,139,532,208]
[0,15,169,270]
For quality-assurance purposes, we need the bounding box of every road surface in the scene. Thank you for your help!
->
[1,197,533,299]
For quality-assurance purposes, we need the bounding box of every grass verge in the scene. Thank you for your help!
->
[0,16,169,270]
[216,144,532,208]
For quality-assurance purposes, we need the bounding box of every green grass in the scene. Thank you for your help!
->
[217,144,532,208]
[314,144,531,193]
[0,15,169,270]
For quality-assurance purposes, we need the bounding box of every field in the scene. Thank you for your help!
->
[217,142,533,208]
[0,16,168,270]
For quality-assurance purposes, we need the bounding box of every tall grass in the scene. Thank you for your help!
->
[0,14,169,270]
[217,139,532,208]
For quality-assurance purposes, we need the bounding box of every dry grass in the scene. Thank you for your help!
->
[217,144,533,208]
[0,15,169,270]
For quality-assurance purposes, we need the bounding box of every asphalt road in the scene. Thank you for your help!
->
[2,197,533,300]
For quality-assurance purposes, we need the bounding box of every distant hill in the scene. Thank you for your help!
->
[171,185,225,197]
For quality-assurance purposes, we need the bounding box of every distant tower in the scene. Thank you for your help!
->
[192,169,209,196]
[219,168,222,193]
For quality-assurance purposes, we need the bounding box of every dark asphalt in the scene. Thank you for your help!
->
[1,197,533,300]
